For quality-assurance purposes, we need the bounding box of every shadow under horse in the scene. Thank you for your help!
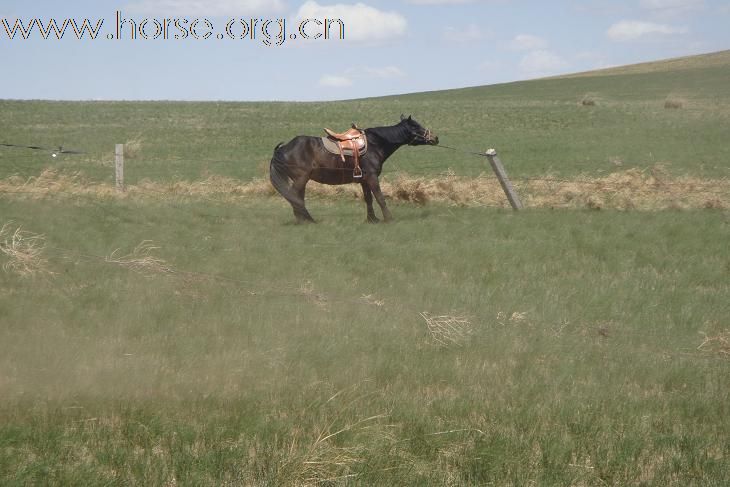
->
[270,115,439,223]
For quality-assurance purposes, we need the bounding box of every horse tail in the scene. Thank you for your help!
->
[270,144,306,213]
[269,139,316,222]
[269,147,291,198]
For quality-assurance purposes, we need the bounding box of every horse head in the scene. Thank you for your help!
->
[400,114,439,146]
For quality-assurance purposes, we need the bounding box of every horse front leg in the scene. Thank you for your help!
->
[365,175,392,222]
[361,182,379,223]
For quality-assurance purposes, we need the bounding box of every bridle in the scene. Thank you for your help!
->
[408,127,435,145]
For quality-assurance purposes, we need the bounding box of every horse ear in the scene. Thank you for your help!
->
[408,115,412,120]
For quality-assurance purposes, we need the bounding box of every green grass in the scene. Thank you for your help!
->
[1,50,730,485]
[1,50,729,184]
[1,195,729,485]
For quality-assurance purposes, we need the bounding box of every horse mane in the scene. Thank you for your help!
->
[366,122,409,145]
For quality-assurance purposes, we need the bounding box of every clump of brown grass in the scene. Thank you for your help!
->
[697,331,730,358]
[105,241,175,276]
[496,311,528,326]
[359,294,385,307]
[421,312,473,347]
[0,169,118,199]
[0,222,55,278]
[580,94,597,106]
[391,176,430,205]
[664,96,686,109]
[520,166,730,210]
[123,136,144,159]
[267,384,390,485]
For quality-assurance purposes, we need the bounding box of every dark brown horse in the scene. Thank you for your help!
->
[270,115,438,223]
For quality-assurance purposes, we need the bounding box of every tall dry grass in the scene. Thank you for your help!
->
[105,241,175,277]
[0,222,54,278]
[1,166,727,210]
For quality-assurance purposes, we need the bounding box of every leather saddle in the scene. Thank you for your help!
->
[322,123,367,178]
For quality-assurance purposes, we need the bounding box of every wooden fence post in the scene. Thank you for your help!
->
[486,148,523,210]
[115,144,125,192]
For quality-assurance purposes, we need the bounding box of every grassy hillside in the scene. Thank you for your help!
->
[1,51,729,485]
[1,50,729,184]
[555,49,730,78]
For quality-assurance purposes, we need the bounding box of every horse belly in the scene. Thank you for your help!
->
[311,168,356,185]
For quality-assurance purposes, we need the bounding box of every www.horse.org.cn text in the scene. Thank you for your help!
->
[0,11,346,46]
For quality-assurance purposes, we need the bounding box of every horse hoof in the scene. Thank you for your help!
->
[366,216,380,224]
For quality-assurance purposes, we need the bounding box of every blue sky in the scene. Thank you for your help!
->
[1,0,728,101]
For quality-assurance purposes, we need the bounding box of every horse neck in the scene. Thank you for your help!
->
[365,125,409,160]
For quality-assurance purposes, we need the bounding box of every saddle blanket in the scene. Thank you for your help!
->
[320,136,368,158]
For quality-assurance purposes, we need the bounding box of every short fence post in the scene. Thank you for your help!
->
[486,148,523,210]
[115,144,125,192]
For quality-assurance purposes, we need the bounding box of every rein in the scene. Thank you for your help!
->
[430,143,489,158]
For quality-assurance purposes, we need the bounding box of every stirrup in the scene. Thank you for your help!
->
[353,167,363,179]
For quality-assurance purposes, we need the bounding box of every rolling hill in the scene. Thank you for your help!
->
[1,49,729,185]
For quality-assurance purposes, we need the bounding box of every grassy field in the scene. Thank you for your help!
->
[1,50,729,183]
[1,51,729,485]
[1,196,729,485]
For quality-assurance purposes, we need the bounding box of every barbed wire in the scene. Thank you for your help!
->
[2,140,728,204]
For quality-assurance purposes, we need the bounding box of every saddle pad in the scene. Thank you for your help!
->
[321,137,368,157]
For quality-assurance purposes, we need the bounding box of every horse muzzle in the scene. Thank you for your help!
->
[424,128,439,145]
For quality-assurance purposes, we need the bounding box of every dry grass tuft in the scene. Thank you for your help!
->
[105,241,175,276]
[664,96,686,109]
[0,222,55,278]
[271,384,390,485]
[359,294,385,307]
[497,311,529,326]
[697,331,730,358]
[0,169,118,199]
[421,312,473,347]
[518,167,729,210]
[580,94,597,106]
[390,176,430,205]
[123,137,144,159]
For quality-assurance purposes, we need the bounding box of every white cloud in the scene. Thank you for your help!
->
[318,75,353,87]
[639,0,705,16]
[357,66,406,79]
[510,34,548,51]
[294,1,407,43]
[406,0,481,4]
[519,50,568,77]
[319,65,405,89]
[607,20,688,41]
[125,0,285,16]
[443,24,484,43]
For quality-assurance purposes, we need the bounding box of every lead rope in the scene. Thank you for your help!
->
[430,143,489,158]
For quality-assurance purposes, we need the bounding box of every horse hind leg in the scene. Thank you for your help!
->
[270,160,314,223]
[361,182,379,223]
[366,175,392,222]
[292,177,315,223]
